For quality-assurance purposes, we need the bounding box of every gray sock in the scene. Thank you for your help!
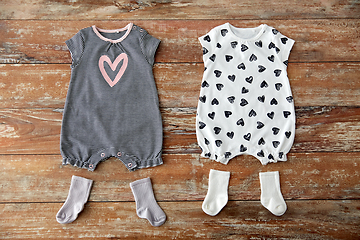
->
[56,176,93,224]
[130,177,166,227]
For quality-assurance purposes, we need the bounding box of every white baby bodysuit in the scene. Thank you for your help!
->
[196,23,295,165]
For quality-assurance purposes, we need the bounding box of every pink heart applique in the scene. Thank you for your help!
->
[99,53,128,87]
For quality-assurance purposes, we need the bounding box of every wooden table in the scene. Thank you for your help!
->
[0,1,359,239]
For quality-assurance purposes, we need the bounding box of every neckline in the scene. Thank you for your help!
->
[92,23,133,43]
[226,23,267,42]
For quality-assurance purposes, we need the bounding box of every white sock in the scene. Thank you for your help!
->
[259,171,287,216]
[56,176,93,224]
[202,169,230,216]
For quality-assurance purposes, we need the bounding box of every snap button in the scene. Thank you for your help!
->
[139,29,143,33]
[128,163,132,168]
[133,26,136,30]
[89,164,94,169]
[117,152,122,157]
[101,153,105,157]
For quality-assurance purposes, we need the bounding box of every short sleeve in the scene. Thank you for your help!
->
[198,27,219,57]
[271,28,295,63]
[140,32,161,66]
[65,31,85,68]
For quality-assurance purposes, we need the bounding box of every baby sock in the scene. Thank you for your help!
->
[130,177,166,227]
[56,175,93,224]
[202,169,230,216]
[259,171,287,216]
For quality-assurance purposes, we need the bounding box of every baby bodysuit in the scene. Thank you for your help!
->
[196,23,295,165]
[60,23,163,171]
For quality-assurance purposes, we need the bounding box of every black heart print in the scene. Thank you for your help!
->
[227,131,234,139]
[242,87,249,94]
[240,144,247,152]
[249,54,257,62]
[216,83,224,91]
[275,47,280,54]
[237,63,246,70]
[204,138,210,145]
[257,150,265,157]
[272,29,279,35]
[268,154,274,160]
[273,141,280,148]
[203,47,208,55]
[221,29,228,37]
[209,54,216,62]
[281,37,288,44]
[255,40,262,47]
[214,127,221,134]
[270,98,278,105]
[258,137,265,145]
[243,133,251,141]
[225,55,233,62]
[258,95,265,103]
[208,112,215,120]
[214,70,222,77]
[275,83,283,91]
[217,43,222,48]
[245,76,253,84]
[204,35,211,42]
[231,41,238,48]
[211,98,219,105]
[283,111,291,118]
[227,96,235,103]
[258,65,266,72]
[202,81,209,88]
[279,152,284,159]
[241,44,248,52]
[268,42,275,49]
[268,55,274,62]
[199,95,206,103]
[240,98,248,106]
[225,152,232,158]
[236,118,245,126]
[267,111,274,119]
[205,153,211,157]
[224,111,232,118]
[199,121,206,129]
[228,74,236,82]
[260,80,268,88]
[274,69,282,77]
[283,60,288,66]
[249,109,257,117]
[286,96,293,103]
[257,121,264,129]
[215,140,222,147]
[285,131,291,138]
[272,127,280,135]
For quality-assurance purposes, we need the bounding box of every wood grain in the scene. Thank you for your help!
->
[1,19,359,64]
[1,62,359,108]
[1,201,359,239]
[1,107,359,154]
[1,0,359,20]
[0,153,359,203]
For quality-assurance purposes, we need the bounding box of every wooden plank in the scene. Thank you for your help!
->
[0,0,358,20]
[1,19,359,63]
[0,201,359,239]
[0,153,359,202]
[1,62,360,108]
[1,107,360,154]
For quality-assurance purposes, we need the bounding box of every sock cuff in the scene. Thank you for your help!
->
[209,169,230,178]
[130,177,151,189]
[72,175,93,186]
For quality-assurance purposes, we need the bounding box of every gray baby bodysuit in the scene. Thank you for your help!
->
[60,23,163,171]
